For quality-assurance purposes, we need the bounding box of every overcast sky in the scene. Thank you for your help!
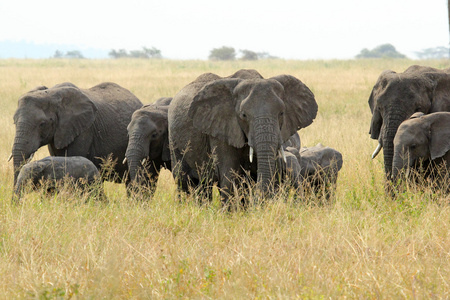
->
[0,0,448,59]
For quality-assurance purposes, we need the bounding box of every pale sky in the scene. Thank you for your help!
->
[0,0,448,59]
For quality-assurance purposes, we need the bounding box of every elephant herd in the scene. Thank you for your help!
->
[10,65,450,205]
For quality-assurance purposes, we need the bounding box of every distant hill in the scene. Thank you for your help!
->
[0,40,109,59]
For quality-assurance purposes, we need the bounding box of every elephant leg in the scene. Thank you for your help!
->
[171,147,191,193]
[210,138,243,208]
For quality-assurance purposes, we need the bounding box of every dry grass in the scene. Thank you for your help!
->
[1,58,450,298]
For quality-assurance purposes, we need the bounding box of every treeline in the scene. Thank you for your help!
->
[52,44,450,60]
[356,43,449,59]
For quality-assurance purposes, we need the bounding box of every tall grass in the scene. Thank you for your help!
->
[1,58,449,298]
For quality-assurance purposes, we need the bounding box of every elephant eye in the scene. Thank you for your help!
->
[241,113,247,119]
[39,120,48,128]
[151,132,158,138]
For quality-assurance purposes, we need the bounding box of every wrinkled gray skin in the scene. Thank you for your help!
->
[13,156,103,201]
[168,69,318,204]
[286,144,343,197]
[369,65,450,180]
[392,112,450,182]
[11,82,143,186]
[125,98,172,193]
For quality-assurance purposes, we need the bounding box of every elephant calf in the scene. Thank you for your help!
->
[285,144,343,199]
[13,156,104,202]
[393,112,450,188]
[124,98,172,196]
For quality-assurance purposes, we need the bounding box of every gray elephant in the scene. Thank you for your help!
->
[10,82,143,187]
[392,112,450,185]
[124,98,172,194]
[299,144,343,196]
[168,69,318,205]
[13,156,104,201]
[284,144,342,198]
[369,65,450,180]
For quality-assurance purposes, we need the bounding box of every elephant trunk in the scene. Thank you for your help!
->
[382,115,404,180]
[392,147,408,182]
[254,117,279,195]
[12,122,36,186]
[125,140,147,183]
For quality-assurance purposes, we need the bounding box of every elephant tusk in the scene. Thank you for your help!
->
[279,147,287,163]
[123,157,127,164]
[371,143,382,159]
[141,158,147,165]
[26,152,35,163]
[8,153,12,162]
[249,147,254,163]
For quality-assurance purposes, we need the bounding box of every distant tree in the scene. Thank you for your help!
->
[109,49,129,58]
[240,49,258,60]
[109,47,162,59]
[415,46,449,59]
[65,50,84,59]
[143,47,162,59]
[129,50,147,58]
[53,50,63,58]
[356,44,407,59]
[52,50,84,59]
[209,46,236,60]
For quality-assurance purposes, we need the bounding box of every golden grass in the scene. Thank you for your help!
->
[1,58,450,298]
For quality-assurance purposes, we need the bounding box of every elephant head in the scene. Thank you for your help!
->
[369,65,450,179]
[125,103,171,183]
[11,83,97,185]
[392,112,450,180]
[188,73,317,194]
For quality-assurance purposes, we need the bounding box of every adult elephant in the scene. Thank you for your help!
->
[168,69,318,204]
[369,65,450,179]
[11,82,143,186]
[124,98,172,194]
[392,112,450,182]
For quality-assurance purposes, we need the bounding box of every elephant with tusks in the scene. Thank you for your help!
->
[168,69,318,206]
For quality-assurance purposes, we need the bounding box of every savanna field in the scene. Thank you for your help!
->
[1,59,450,298]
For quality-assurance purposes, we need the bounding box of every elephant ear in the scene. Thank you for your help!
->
[368,70,396,139]
[54,87,98,149]
[188,78,245,148]
[429,114,450,160]
[409,112,425,119]
[270,75,318,141]
[29,85,48,92]
[426,73,450,112]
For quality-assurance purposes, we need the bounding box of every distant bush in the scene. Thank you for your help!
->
[53,50,84,59]
[109,47,162,59]
[209,46,236,61]
[356,44,406,59]
[240,49,258,60]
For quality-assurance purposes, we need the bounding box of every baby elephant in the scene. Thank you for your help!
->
[124,98,172,196]
[393,112,450,185]
[13,156,103,201]
[285,143,343,199]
